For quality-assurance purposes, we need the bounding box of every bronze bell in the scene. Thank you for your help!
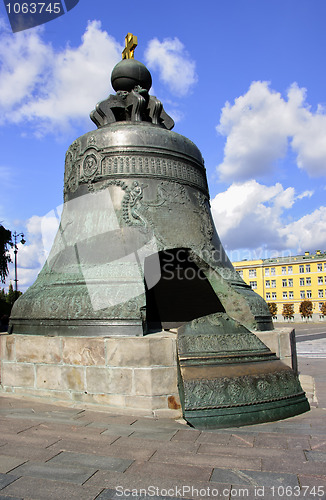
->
[10,52,309,428]
[10,58,273,337]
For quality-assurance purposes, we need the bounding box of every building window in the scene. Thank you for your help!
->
[288,266,293,274]
[282,267,286,275]
[300,291,305,299]
[266,280,270,288]
[237,269,243,278]
[266,292,271,300]
[299,265,304,273]
[289,291,294,299]
[306,290,312,298]
[318,290,324,298]
[306,264,311,273]
[324,263,326,271]
[271,280,276,288]
[271,268,276,276]
[306,277,311,286]
[319,302,324,311]
[300,278,305,286]
[318,276,324,285]
[317,263,322,272]
[265,268,270,276]
[283,292,288,299]
[272,292,277,299]
[288,278,293,287]
[249,269,256,277]
[250,281,257,289]
[282,279,287,287]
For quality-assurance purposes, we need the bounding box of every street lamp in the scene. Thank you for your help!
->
[11,232,26,295]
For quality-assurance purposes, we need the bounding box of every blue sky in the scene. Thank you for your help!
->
[1,0,326,291]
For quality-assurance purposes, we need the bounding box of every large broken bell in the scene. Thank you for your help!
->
[10,37,309,428]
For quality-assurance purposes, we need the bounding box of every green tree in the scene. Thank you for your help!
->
[299,300,313,319]
[0,287,11,317]
[6,282,22,308]
[0,225,12,283]
[268,302,277,318]
[282,303,294,320]
[320,302,326,317]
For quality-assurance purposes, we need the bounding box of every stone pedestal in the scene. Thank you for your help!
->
[255,327,298,372]
[0,332,181,418]
[0,327,304,420]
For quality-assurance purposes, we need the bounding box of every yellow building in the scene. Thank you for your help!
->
[232,250,326,320]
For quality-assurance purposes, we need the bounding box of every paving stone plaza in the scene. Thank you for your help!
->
[0,323,325,500]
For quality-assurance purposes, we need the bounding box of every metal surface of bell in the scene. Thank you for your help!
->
[10,59,273,336]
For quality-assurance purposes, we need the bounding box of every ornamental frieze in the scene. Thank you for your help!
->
[64,150,208,195]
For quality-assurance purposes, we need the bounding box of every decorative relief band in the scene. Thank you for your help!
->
[183,370,303,410]
[101,154,207,191]
[64,147,208,195]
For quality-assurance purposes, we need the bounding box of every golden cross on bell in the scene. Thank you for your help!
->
[122,33,138,60]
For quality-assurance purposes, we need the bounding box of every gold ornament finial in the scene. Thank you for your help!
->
[122,33,138,60]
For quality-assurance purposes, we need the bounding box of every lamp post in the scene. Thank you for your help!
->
[12,232,26,295]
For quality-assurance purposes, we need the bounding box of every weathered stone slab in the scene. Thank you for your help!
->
[1,336,15,361]
[36,366,85,392]
[48,451,133,472]
[11,462,97,485]
[0,494,23,500]
[255,327,296,370]
[126,460,212,481]
[0,472,20,491]
[101,425,135,437]
[255,331,279,356]
[71,392,126,408]
[210,468,299,487]
[0,455,26,473]
[130,419,185,431]
[305,450,326,462]
[124,395,165,411]
[1,363,34,388]
[1,476,102,500]
[86,367,132,394]
[96,490,189,500]
[279,329,293,357]
[15,336,61,364]
[13,387,72,401]
[128,430,177,441]
[133,367,178,396]
[62,338,105,365]
[106,334,176,367]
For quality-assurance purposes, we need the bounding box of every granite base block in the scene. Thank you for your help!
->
[0,332,181,418]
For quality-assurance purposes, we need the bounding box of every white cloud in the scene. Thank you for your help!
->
[284,207,326,252]
[144,37,197,96]
[211,180,294,250]
[0,26,50,110]
[297,190,314,200]
[0,25,196,134]
[217,81,326,181]
[0,21,121,133]
[7,210,61,292]
[211,180,326,254]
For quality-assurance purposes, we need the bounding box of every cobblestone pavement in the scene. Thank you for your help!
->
[0,327,325,500]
